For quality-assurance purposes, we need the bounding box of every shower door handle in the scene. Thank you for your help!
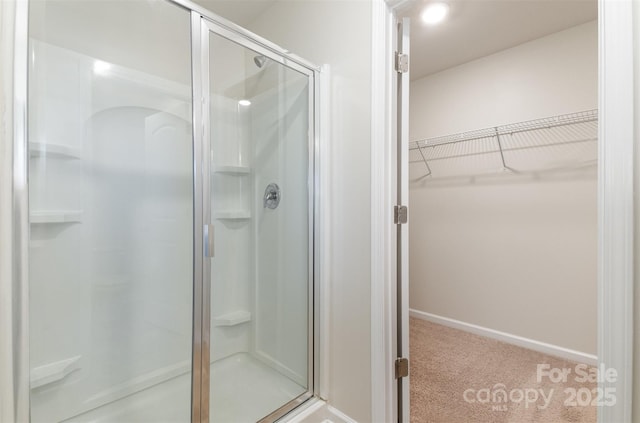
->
[204,224,214,257]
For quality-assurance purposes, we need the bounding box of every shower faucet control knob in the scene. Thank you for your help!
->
[263,183,281,209]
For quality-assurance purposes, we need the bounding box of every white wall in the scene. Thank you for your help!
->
[409,21,598,355]
[248,3,373,421]
[410,21,597,140]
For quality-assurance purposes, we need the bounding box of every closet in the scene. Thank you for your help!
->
[407,15,598,423]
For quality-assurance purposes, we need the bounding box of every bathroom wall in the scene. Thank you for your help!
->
[249,2,373,421]
[408,21,598,355]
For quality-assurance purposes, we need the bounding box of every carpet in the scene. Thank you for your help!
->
[410,317,598,423]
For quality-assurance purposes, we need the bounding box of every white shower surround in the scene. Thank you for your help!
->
[29,31,310,421]
[29,39,194,422]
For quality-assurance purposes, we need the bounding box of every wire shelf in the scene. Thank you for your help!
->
[409,109,598,179]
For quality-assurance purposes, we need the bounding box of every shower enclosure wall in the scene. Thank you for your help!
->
[23,1,318,421]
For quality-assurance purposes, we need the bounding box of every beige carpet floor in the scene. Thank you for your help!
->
[410,317,597,423]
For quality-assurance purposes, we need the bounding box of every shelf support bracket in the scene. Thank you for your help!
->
[494,127,509,171]
[416,143,432,177]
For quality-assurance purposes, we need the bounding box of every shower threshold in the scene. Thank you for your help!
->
[63,352,306,423]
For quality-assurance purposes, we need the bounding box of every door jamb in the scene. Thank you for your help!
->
[597,1,635,422]
[371,1,413,422]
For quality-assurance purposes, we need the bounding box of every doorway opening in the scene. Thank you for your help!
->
[400,2,598,421]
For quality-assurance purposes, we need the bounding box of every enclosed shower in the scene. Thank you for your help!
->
[25,0,318,421]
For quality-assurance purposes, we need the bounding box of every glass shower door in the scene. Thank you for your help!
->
[28,1,195,421]
[203,21,315,422]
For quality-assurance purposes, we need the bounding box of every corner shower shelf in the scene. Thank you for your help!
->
[213,165,251,175]
[29,142,82,159]
[30,210,83,224]
[214,210,251,220]
[213,310,251,327]
[30,355,81,389]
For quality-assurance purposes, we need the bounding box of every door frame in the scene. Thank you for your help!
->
[596,1,635,422]
[371,0,637,422]
[371,1,411,422]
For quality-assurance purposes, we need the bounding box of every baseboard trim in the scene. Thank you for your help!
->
[409,309,597,365]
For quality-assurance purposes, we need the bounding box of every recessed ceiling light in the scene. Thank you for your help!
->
[238,99,251,106]
[421,2,450,25]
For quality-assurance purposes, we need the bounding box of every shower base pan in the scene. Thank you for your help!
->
[63,352,306,422]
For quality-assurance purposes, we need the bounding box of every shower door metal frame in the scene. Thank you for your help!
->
[0,0,30,421]
[191,8,320,423]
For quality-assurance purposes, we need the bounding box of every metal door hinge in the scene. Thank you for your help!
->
[395,357,409,379]
[394,205,408,224]
[395,52,409,73]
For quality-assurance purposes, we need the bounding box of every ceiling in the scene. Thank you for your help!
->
[398,0,597,80]
[192,0,597,81]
